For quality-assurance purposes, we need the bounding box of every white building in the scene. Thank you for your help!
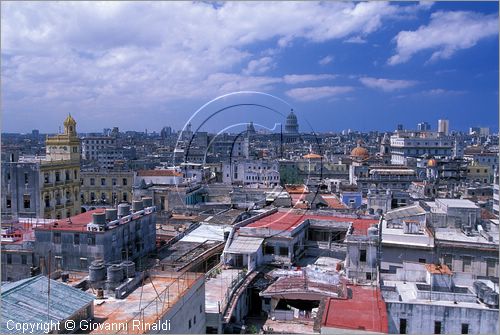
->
[390,132,453,165]
[222,159,280,186]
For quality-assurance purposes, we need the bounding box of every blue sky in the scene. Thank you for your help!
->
[1,1,498,134]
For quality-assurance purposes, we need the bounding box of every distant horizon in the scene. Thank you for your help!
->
[2,2,498,134]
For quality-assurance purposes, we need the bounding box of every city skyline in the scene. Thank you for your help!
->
[1,1,498,133]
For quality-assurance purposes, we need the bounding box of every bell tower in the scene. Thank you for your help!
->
[45,114,81,161]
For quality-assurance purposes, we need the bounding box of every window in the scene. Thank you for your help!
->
[200,305,203,313]
[188,320,191,329]
[21,255,27,265]
[443,254,453,270]
[461,324,469,334]
[462,256,472,272]
[264,245,274,255]
[6,196,12,209]
[123,178,128,186]
[90,192,95,201]
[25,194,34,209]
[24,173,29,184]
[65,170,70,181]
[55,172,60,182]
[399,318,407,334]
[279,247,288,256]
[101,178,106,186]
[486,259,496,277]
[193,315,196,324]
[44,173,50,183]
[434,321,442,334]
[123,193,128,202]
[360,250,367,262]
[87,234,96,245]
[90,178,95,186]
[366,272,372,280]
[112,178,117,186]
[53,232,61,244]
[74,234,80,245]
[419,258,426,263]
[7,254,12,264]
[74,170,77,179]
[45,195,50,208]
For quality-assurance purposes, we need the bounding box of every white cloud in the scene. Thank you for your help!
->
[243,57,274,75]
[318,55,334,66]
[0,1,431,130]
[283,74,336,85]
[360,76,417,92]
[286,86,353,101]
[420,88,466,96]
[388,10,498,65]
[344,36,367,44]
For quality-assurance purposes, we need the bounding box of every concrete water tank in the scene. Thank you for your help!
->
[105,208,118,221]
[118,204,131,217]
[89,260,106,282]
[142,197,153,208]
[132,200,144,212]
[92,212,106,226]
[121,260,136,278]
[107,264,124,283]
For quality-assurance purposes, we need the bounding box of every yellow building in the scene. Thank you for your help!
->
[40,115,81,219]
[466,161,491,184]
[80,170,133,207]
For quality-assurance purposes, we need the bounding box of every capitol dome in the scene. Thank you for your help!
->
[285,110,299,134]
[350,140,369,160]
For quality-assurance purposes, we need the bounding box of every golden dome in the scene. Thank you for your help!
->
[351,140,369,160]
[427,158,437,167]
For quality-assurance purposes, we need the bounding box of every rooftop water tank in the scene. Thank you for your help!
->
[105,208,118,221]
[118,203,131,217]
[107,264,124,283]
[121,260,136,278]
[142,197,153,208]
[89,261,106,282]
[92,212,106,226]
[132,200,144,212]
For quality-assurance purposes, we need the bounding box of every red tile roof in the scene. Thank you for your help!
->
[137,170,182,177]
[322,285,388,333]
[34,209,104,232]
[246,211,378,234]
[285,184,308,194]
[322,195,348,210]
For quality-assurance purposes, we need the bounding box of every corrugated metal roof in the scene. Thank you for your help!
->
[1,275,94,334]
[385,205,426,220]
[226,236,263,254]
[180,223,231,243]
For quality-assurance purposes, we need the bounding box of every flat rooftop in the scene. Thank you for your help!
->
[91,272,202,334]
[245,211,378,235]
[205,268,242,314]
[322,286,388,333]
[436,198,479,209]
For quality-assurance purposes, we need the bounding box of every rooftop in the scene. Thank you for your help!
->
[91,272,202,334]
[245,211,378,235]
[321,285,388,333]
[1,275,94,334]
[435,198,479,209]
[136,170,182,177]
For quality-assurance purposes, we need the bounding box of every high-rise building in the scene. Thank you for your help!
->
[438,119,449,135]
[396,124,404,132]
[417,122,431,131]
